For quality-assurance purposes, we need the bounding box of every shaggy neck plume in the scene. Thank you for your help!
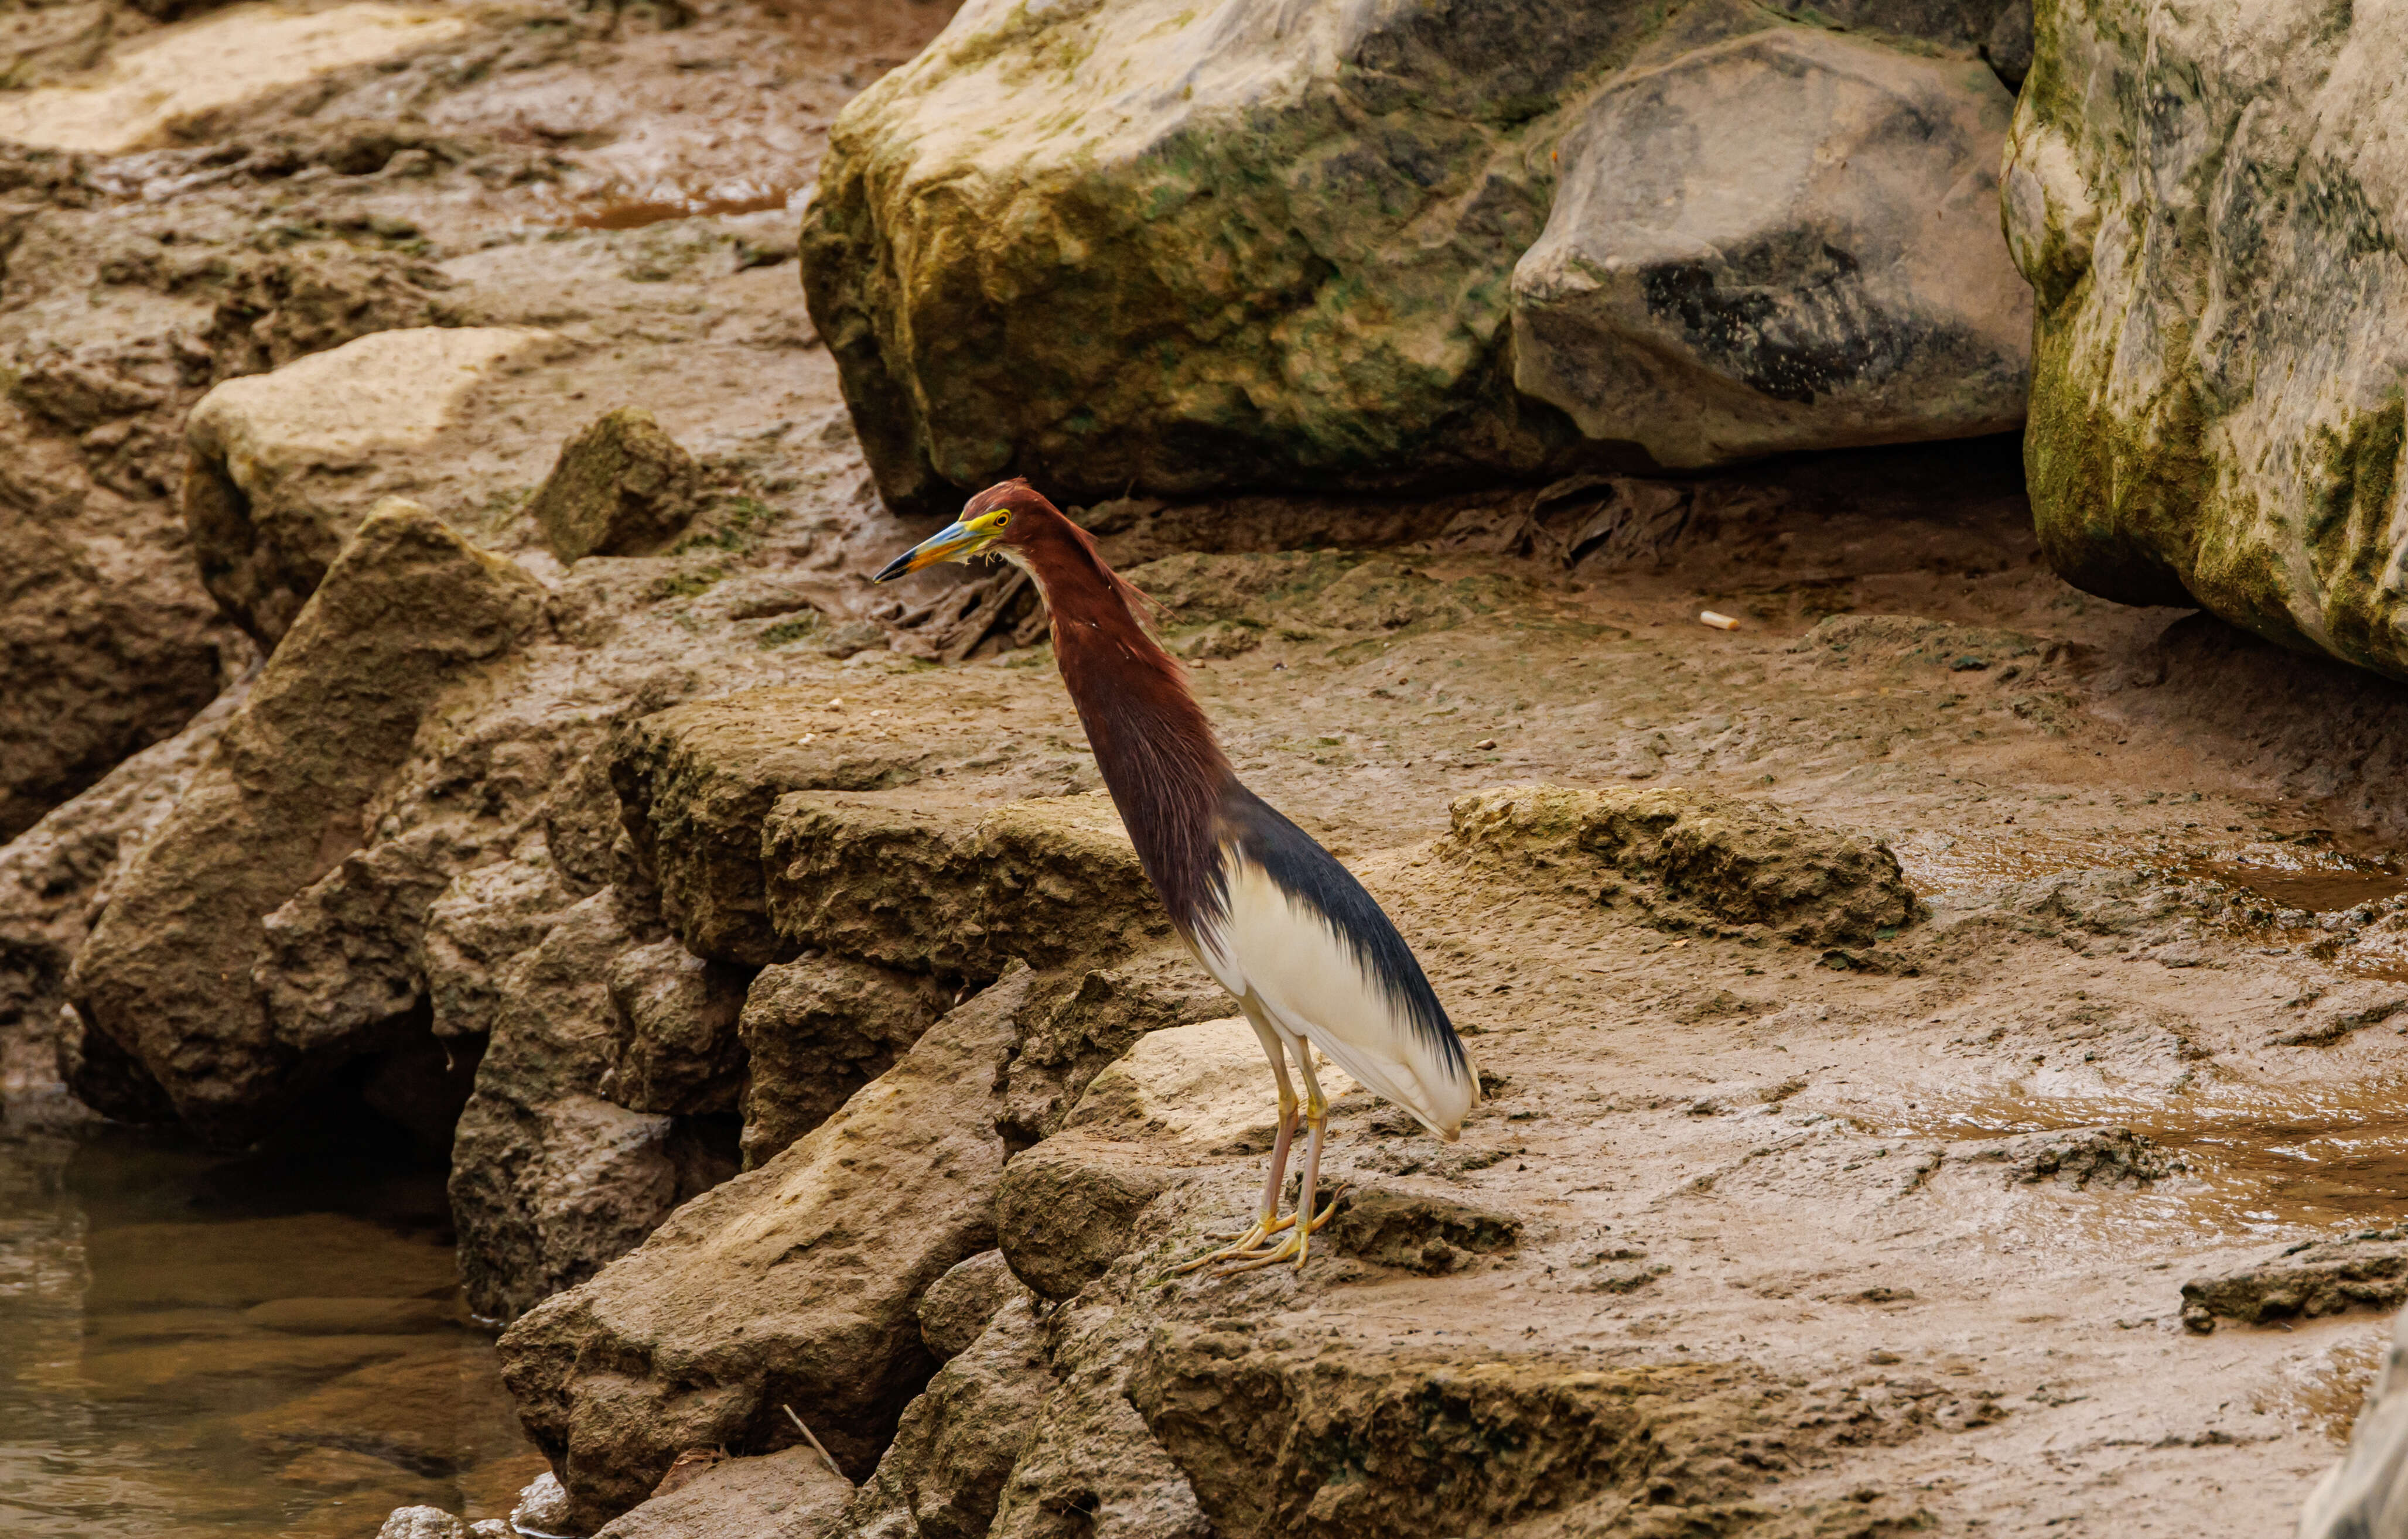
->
[1009,502,1231,935]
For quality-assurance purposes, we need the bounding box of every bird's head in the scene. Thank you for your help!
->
[871,478,1050,583]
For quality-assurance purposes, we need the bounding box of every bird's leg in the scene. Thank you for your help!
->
[1173,1085,1296,1266]
[1224,1049,1333,1274]
[1230,1085,1299,1240]
[1165,1024,1299,1274]
[1292,1093,1327,1270]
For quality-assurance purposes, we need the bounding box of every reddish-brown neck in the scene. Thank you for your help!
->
[1010,507,1230,934]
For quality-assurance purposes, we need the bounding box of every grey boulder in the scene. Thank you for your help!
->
[1511,27,2029,467]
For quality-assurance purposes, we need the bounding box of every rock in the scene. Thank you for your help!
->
[448,891,703,1322]
[252,830,467,1075]
[0,401,238,843]
[1062,1015,1354,1152]
[422,857,589,1043]
[816,618,888,659]
[513,1470,576,1535]
[2269,984,2408,1048]
[608,689,937,967]
[2005,1,2408,682]
[532,407,706,564]
[1761,1,2033,80]
[835,1298,1049,1539]
[1130,1332,1815,1535]
[65,500,544,1144]
[992,948,1227,1147]
[802,0,2033,511]
[995,1138,1179,1304]
[604,938,753,1117]
[1326,1187,1521,1275]
[1510,28,2028,467]
[0,685,243,1125]
[996,1015,1358,1301]
[497,966,1046,1531]
[986,1292,1212,1539]
[2180,1232,2408,1335]
[596,1448,853,1539]
[651,1447,730,1499]
[378,1507,467,1539]
[2297,1301,2408,1539]
[736,953,949,1168]
[1442,783,1918,946]
[918,1251,1033,1364]
[202,242,472,383]
[0,2,474,153]
[182,327,559,644]
[762,791,1169,977]
[1951,1126,2177,1189]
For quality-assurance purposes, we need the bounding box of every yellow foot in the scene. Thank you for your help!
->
[1164,1218,1278,1277]
[1211,1187,1346,1277]
[1163,1187,1348,1279]
[1217,1228,1307,1275]
[1200,1183,1349,1244]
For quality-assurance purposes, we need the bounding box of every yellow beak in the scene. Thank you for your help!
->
[872,518,995,583]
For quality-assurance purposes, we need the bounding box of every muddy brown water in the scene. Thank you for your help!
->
[1862,1080,2408,1239]
[0,1123,540,1539]
[2201,859,2408,915]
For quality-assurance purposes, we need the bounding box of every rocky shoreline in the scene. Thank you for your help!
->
[8,2,2408,1537]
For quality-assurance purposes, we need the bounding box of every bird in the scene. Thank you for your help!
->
[874,478,1477,1272]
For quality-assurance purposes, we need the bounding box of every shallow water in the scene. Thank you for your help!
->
[1863,1078,2408,1241]
[0,1122,542,1539]
[2196,852,2408,915]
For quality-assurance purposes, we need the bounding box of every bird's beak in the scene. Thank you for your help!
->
[872,518,990,583]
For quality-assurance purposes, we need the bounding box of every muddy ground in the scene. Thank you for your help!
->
[9,1,2408,1535]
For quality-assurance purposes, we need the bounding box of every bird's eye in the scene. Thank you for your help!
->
[992,512,1009,528]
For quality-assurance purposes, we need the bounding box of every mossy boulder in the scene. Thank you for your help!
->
[531,406,704,564]
[802,0,2034,511]
[2006,1,2408,679]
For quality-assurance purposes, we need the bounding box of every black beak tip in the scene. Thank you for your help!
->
[870,552,911,584]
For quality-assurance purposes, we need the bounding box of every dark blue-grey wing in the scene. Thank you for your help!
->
[1213,784,1469,1083]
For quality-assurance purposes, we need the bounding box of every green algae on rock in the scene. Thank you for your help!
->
[802,0,2033,511]
[2006,0,2408,680]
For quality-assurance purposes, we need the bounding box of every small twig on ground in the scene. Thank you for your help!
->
[780,1403,849,1483]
